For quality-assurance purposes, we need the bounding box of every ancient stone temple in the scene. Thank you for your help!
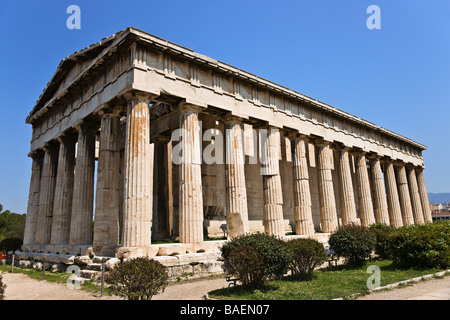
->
[21,27,431,262]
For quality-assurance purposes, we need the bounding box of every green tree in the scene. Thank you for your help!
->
[0,204,26,241]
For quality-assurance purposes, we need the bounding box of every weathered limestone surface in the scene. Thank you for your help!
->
[261,128,284,237]
[416,168,432,223]
[23,152,43,245]
[122,94,153,247]
[354,152,376,227]
[93,112,122,254]
[406,165,425,224]
[395,163,415,226]
[69,122,97,246]
[292,135,315,235]
[317,142,338,233]
[224,116,249,238]
[50,134,76,245]
[383,160,404,228]
[35,144,59,245]
[178,104,204,243]
[21,28,432,265]
[337,147,358,226]
[369,156,390,225]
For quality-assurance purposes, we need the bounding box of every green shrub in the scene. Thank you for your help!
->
[220,233,292,290]
[0,238,23,253]
[106,257,169,300]
[0,273,5,300]
[285,238,327,280]
[328,224,376,266]
[389,221,450,269]
[370,223,395,259]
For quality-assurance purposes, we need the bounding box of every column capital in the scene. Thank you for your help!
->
[285,130,309,141]
[74,119,99,133]
[28,149,44,160]
[223,112,243,125]
[332,142,351,152]
[56,131,78,145]
[41,141,59,153]
[123,90,156,104]
[366,152,382,160]
[97,102,126,117]
[177,100,207,114]
[313,137,333,147]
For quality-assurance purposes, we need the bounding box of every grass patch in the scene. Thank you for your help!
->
[0,264,111,296]
[209,259,447,300]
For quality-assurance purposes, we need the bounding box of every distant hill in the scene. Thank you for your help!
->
[428,193,450,204]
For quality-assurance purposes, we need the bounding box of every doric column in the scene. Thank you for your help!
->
[122,93,153,247]
[35,142,59,245]
[178,103,204,243]
[395,162,415,226]
[224,115,249,239]
[291,134,315,235]
[336,146,358,226]
[153,135,171,240]
[23,151,44,246]
[383,159,403,228]
[416,167,432,223]
[369,155,390,225]
[260,127,284,237]
[316,141,338,233]
[354,151,376,227]
[406,165,424,224]
[69,121,97,246]
[93,109,122,254]
[50,134,76,245]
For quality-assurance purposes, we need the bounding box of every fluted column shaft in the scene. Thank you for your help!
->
[337,148,358,226]
[93,112,122,252]
[261,128,284,237]
[406,165,424,224]
[416,168,432,223]
[35,143,59,245]
[23,152,44,246]
[292,135,314,235]
[122,95,153,247]
[317,142,338,233]
[69,122,97,246]
[383,160,403,228]
[395,163,415,226]
[224,116,249,239]
[355,152,375,227]
[179,104,204,243]
[50,135,76,245]
[369,156,390,225]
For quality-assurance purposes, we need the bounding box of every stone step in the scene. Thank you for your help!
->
[80,269,100,280]
[86,263,103,271]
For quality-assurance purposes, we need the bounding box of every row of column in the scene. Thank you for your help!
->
[24,97,433,254]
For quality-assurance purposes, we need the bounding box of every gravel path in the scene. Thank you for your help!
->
[2,271,448,300]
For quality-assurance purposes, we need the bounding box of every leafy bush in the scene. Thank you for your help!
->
[285,238,327,280]
[220,233,292,290]
[0,273,5,300]
[106,257,169,300]
[389,221,450,269]
[328,224,376,266]
[370,223,395,259]
[0,238,23,253]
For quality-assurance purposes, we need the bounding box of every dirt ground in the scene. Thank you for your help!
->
[1,271,449,300]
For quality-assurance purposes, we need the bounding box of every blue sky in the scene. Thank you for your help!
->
[0,0,449,213]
